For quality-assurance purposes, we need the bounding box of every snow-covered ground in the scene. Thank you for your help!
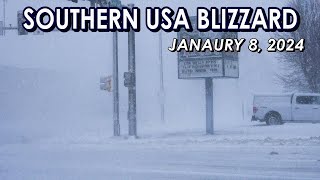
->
[0,123,319,180]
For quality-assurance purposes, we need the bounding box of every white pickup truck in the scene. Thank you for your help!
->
[252,93,320,125]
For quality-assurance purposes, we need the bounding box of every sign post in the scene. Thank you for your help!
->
[205,78,214,134]
[178,17,239,135]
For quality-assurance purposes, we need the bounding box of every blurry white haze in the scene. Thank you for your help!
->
[2,1,320,180]
[0,0,285,140]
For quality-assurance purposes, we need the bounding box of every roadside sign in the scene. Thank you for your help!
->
[0,21,3,36]
[177,17,239,135]
[100,76,112,92]
[178,17,239,79]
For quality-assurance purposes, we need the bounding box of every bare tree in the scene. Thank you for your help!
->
[277,0,320,93]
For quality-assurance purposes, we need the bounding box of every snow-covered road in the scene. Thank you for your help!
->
[1,124,320,180]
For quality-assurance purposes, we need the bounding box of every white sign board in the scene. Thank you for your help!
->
[178,17,239,79]
[224,59,239,78]
[179,59,223,78]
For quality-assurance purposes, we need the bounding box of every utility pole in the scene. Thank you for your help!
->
[97,0,121,137]
[113,31,120,136]
[127,3,137,137]
[205,78,214,134]
[159,31,165,124]
[109,0,121,137]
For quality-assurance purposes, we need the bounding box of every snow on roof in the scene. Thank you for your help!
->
[253,93,293,97]
[254,93,320,97]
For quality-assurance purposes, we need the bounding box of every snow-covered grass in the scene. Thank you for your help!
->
[39,123,320,146]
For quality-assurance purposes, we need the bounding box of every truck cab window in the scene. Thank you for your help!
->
[296,96,314,105]
[315,97,320,105]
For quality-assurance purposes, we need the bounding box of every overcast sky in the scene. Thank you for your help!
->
[0,0,289,133]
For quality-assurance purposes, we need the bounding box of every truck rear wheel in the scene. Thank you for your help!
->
[266,113,282,125]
